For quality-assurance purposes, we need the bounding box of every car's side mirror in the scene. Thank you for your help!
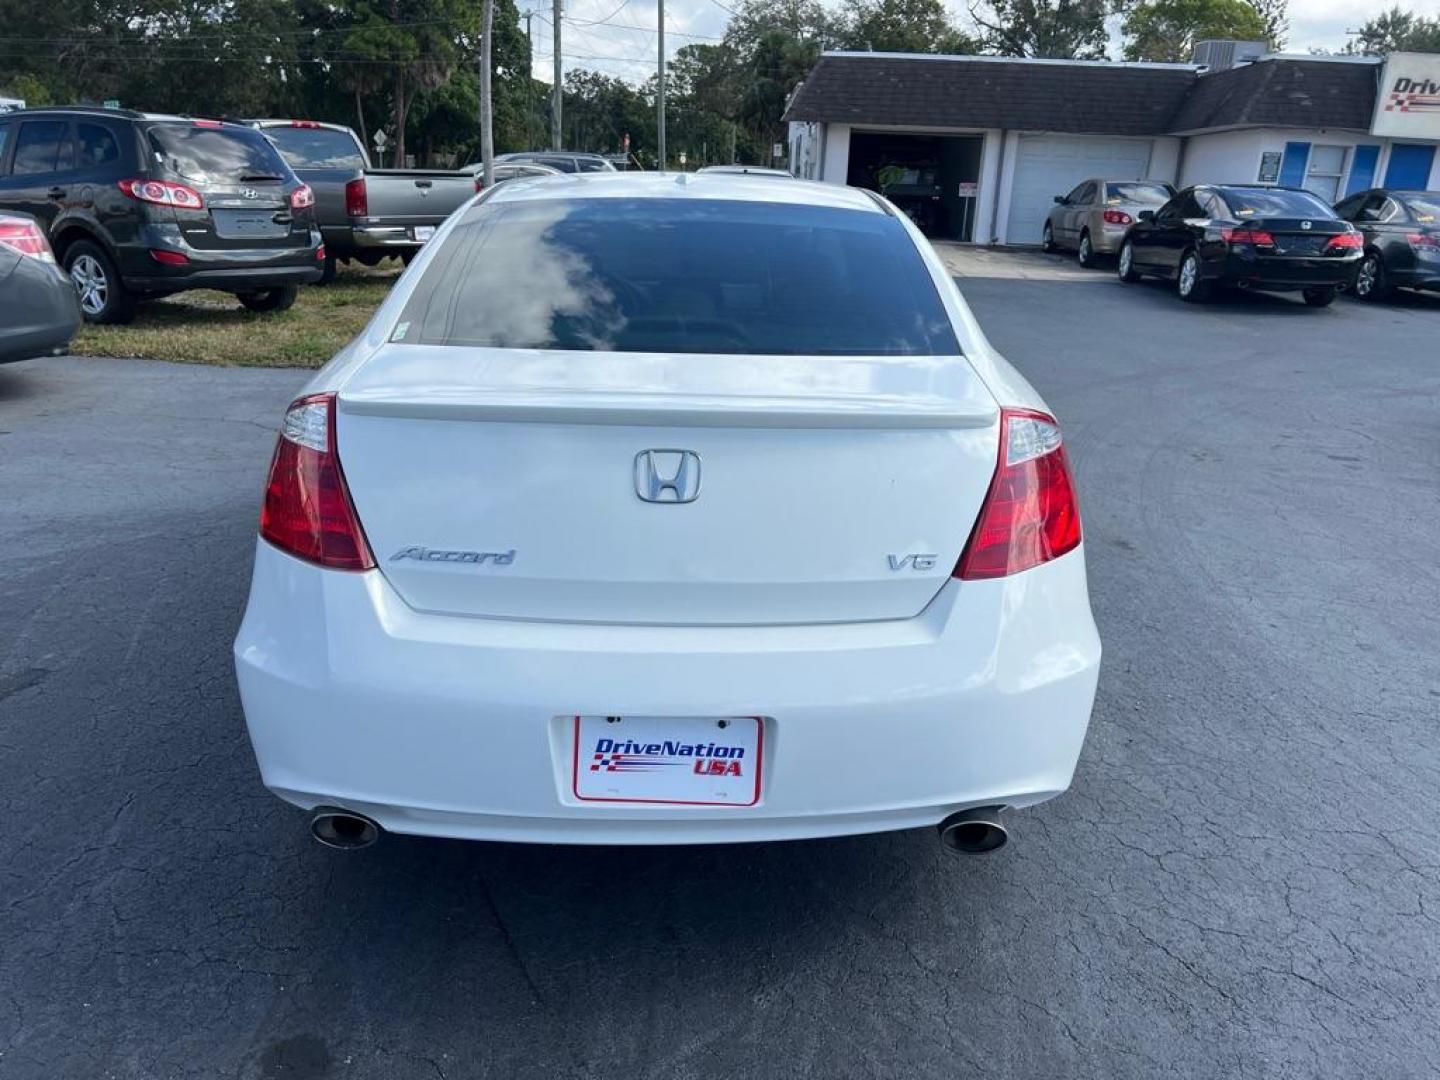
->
[1138,210,1156,223]
[1053,195,1066,205]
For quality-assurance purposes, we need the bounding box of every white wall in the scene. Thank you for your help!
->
[1177,127,1440,192]
[1148,137,1183,185]
[820,124,851,184]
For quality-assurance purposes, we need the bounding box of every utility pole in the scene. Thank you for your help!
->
[480,0,495,188]
[656,0,666,171]
[552,0,563,150]
[523,11,535,149]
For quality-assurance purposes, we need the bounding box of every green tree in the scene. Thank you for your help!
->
[969,0,1110,59]
[1345,6,1440,54]
[1122,0,1270,61]
[840,0,979,53]
[1246,0,1288,50]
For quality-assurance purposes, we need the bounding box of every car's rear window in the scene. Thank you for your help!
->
[263,126,365,169]
[1219,188,1337,219]
[145,124,291,184]
[1106,182,1170,205]
[1401,194,1440,223]
[392,197,959,356]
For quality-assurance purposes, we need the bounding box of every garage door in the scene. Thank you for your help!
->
[1006,136,1155,245]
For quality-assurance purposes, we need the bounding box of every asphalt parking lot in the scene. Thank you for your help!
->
[2,253,1438,1080]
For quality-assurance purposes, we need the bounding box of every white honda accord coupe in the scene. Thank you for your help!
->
[233,172,1101,853]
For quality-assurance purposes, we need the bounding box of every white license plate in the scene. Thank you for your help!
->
[413,225,436,243]
[571,715,763,807]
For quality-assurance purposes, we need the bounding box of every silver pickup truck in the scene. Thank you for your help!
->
[244,120,478,281]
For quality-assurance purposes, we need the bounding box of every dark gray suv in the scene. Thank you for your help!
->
[0,108,323,323]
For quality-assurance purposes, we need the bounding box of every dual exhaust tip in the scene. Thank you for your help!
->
[308,806,1008,854]
[938,807,1008,855]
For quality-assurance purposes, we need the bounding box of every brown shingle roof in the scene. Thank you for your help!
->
[782,53,1384,136]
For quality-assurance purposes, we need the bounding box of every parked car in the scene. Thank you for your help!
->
[1117,184,1362,306]
[245,119,479,281]
[0,108,323,323]
[0,212,79,363]
[1333,188,1440,301]
[696,165,794,178]
[233,172,1101,855]
[495,151,616,174]
[460,161,564,186]
[1043,178,1175,267]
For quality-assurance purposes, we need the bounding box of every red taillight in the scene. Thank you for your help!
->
[290,183,316,210]
[1220,227,1275,247]
[259,393,375,571]
[290,120,322,128]
[316,243,327,261]
[474,177,485,193]
[193,119,223,128]
[1407,232,1440,249]
[1325,232,1363,251]
[119,178,204,210]
[149,248,189,266]
[344,177,368,217]
[0,215,55,262]
[955,409,1081,580]
[1102,209,1132,225]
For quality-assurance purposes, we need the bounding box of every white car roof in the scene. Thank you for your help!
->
[480,170,885,214]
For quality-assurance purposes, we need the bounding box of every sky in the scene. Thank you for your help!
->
[525,0,1440,85]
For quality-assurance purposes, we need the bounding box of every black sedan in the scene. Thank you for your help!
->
[1117,185,1362,306]
[0,213,79,364]
[1333,188,1440,301]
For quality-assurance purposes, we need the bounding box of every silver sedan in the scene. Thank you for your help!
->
[1043,179,1174,267]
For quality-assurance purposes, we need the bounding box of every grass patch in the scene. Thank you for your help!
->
[75,264,400,368]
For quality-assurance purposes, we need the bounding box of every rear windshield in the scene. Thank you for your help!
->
[393,198,959,356]
[1401,194,1440,223]
[1106,182,1171,205]
[1219,188,1337,219]
[263,126,365,169]
[145,124,291,184]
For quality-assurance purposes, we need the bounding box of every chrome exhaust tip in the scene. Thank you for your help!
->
[938,807,1008,854]
[309,807,381,850]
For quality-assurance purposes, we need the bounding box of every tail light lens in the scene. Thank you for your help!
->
[344,177,368,217]
[119,178,205,210]
[1325,232,1363,251]
[289,183,316,210]
[290,120,322,129]
[1102,209,1132,225]
[316,243,327,261]
[0,215,56,262]
[1220,227,1275,247]
[955,409,1081,580]
[149,248,189,266]
[260,393,375,571]
[1407,232,1440,250]
[474,177,486,193]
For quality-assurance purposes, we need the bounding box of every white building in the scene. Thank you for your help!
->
[785,47,1440,245]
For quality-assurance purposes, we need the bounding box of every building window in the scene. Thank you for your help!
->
[1305,145,1347,204]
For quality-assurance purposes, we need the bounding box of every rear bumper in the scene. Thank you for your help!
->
[1090,225,1129,254]
[233,540,1102,845]
[0,263,79,364]
[119,228,323,292]
[352,224,431,250]
[1214,251,1360,290]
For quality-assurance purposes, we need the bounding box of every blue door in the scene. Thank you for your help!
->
[1384,144,1436,189]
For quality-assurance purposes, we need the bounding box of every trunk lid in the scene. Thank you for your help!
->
[336,345,1000,626]
[1246,216,1350,257]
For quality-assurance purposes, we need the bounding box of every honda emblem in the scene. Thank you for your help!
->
[634,450,701,504]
